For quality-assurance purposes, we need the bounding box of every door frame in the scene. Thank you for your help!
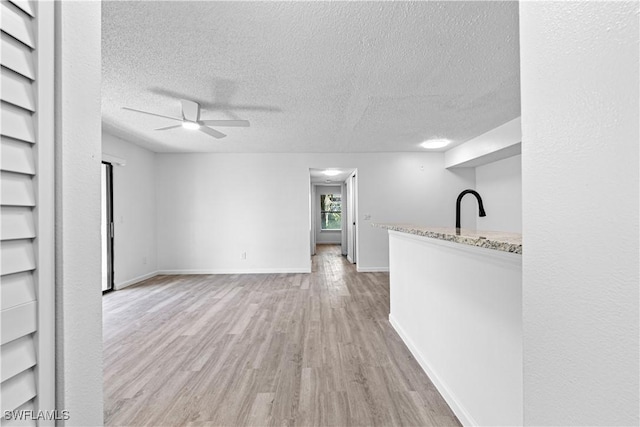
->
[346,171,358,264]
[310,183,317,256]
[102,161,114,293]
[308,167,358,268]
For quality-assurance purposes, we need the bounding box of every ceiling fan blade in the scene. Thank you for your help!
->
[122,107,182,121]
[181,99,200,122]
[200,120,250,127]
[199,126,226,139]
[155,124,182,131]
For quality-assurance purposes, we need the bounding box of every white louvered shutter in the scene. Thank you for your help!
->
[1,0,55,424]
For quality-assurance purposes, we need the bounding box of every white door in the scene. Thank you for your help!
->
[102,163,114,292]
[350,173,357,264]
[340,182,347,255]
[309,182,316,256]
[1,0,55,418]
[346,172,357,264]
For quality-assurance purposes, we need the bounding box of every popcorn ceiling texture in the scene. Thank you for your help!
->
[102,1,520,153]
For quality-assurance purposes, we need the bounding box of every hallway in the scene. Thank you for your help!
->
[103,245,459,426]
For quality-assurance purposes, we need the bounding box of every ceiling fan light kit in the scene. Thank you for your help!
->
[182,121,200,130]
[122,99,250,139]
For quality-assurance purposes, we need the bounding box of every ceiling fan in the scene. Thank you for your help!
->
[123,99,250,139]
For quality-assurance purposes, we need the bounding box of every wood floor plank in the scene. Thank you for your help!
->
[103,245,460,426]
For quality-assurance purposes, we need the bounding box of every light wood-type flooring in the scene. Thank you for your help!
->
[103,245,460,426]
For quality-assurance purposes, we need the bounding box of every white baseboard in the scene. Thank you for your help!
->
[114,270,159,290]
[157,267,311,275]
[346,255,354,264]
[356,266,389,273]
[389,314,476,427]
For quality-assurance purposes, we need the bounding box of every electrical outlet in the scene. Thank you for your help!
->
[241,252,247,260]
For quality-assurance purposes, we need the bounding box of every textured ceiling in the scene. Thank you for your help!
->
[102,1,520,153]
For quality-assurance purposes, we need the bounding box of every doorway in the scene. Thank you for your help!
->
[102,162,114,292]
[309,168,357,264]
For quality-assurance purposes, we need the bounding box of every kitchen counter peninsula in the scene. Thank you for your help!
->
[373,223,522,254]
[375,222,523,426]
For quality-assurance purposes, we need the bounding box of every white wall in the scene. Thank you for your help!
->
[315,185,342,244]
[102,132,158,288]
[476,155,521,233]
[156,153,475,273]
[445,117,521,168]
[520,2,639,425]
[55,1,103,424]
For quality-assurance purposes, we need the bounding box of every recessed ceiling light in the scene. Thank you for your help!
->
[420,139,451,149]
[323,169,341,176]
[182,121,200,130]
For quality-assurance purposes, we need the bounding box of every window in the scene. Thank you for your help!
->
[320,194,342,230]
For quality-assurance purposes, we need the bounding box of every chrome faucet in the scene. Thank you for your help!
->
[456,189,486,231]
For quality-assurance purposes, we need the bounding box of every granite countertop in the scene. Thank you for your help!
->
[373,223,522,254]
